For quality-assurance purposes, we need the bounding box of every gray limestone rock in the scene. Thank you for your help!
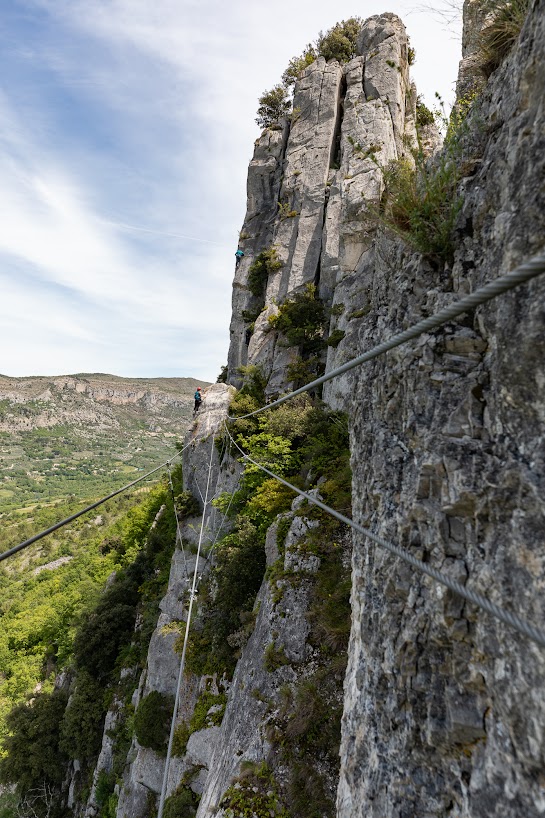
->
[338,3,545,815]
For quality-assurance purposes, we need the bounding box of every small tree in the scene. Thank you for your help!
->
[134,691,174,754]
[247,246,282,298]
[281,46,317,87]
[255,85,291,129]
[316,18,363,63]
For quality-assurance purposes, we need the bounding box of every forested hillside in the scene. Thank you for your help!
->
[0,463,184,818]
[0,374,205,516]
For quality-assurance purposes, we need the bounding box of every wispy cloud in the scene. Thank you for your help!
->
[0,0,461,379]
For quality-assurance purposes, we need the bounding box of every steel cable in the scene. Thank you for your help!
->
[224,424,545,650]
[0,441,192,564]
[228,251,545,421]
[158,436,216,818]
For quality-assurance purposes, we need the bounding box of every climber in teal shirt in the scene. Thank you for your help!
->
[194,388,202,415]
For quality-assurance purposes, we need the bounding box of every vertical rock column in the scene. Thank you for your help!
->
[227,126,288,384]
[322,13,416,409]
[261,58,344,395]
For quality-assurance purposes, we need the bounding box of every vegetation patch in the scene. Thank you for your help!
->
[256,18,363,128]
[479,0,530,75]
[0,464,183,805]
[247,247,283,298]
[326,329,346,348]
[269,284,326,358]
[220,762,289,818]
[134,690,175,754]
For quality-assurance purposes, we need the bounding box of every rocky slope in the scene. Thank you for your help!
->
[0,373,206,513]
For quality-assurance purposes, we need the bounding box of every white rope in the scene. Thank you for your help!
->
[158,435,216,818]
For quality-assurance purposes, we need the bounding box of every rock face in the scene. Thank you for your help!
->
[229,15,416,398]
[337,3,545,816]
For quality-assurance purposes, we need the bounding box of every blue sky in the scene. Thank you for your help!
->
[0,0,461,382]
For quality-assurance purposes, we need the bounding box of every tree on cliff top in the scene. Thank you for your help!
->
[256,17,363,129]
[255,84,291,129]
[316,18,363,62]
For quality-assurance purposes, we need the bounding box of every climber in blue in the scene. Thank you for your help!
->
[193,387,202,415]
[235,248,245,266]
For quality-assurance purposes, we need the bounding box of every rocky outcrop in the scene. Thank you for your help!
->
[228,15,416,400]
[338,2,545,815]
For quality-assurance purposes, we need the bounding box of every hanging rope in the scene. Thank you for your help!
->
[158,435,217,818]
[224,423,545,650]
[228,250,545,421]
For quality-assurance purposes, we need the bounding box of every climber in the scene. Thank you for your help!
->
[193,387,202,415]
[235,248,245,266]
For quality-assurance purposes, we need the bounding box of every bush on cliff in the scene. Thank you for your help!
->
[256,18,363,127]
[479,0,530,75]
[269,284,326,356]
[316,18,363,62]
[255,86,291,129]
[0,690,69,792]
[247,247,283,298]
[134,691,175,754]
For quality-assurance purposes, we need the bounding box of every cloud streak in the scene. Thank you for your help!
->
[0,0,461,380]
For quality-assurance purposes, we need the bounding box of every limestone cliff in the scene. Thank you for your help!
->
[80,6,545,818]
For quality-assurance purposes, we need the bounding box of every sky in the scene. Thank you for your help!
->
[0,0,462,382]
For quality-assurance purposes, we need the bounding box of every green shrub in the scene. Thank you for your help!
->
[163,785,199,818]
[220,762,288,818]
[479,0,530,75]
[416,96,435,127]
[286,356,324,389]
[216,365,228,384]
[269,284,326,356]
[74,601,139,683]
[134,691,174,754]
[190,691,227,731]
[175,491,201,520]
[326,329,345,347]
[316,18,363,63]
[236,364,268,403]
[255,85,291,129]
[95,770,116,809]
[376,144,462,266]
[247,247,282,298]
[60,671,106,761]
[264,642,290,672]
[0,691,69,791]
[172,722,191,757]
[282,47,317,86]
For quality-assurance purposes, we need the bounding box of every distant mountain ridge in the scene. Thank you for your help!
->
[0,373,210,512]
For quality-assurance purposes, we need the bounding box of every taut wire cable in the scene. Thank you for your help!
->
[228,251,545,421]
[224,424,545,650]
[158,436,216,818]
